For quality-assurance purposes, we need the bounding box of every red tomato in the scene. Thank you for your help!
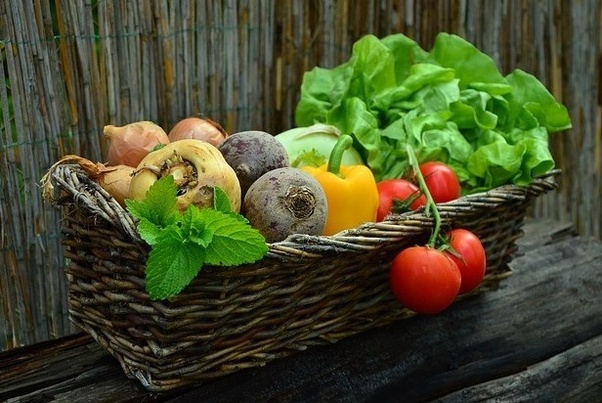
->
[418,161,461,203]
[445,229,487,294]
[389,246,461,315]
[376,179,427,221]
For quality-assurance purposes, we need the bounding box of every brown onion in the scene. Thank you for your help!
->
[96,164,135,206]
[105,121,170,167]
[41,155,134,207]
[168,117,228,147]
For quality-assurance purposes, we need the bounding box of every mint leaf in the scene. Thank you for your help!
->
[137,218,163,245]
[201,208,269,266]
[145,226,206,300]
[126,175,269,300]
[213,186,232,212]
[180,205,213,247]
[125,175,180,228]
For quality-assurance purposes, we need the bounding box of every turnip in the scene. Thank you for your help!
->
[243,167,327,243]
[129,139,242,212]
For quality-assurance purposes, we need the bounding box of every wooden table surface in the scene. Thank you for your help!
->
[1,219,601,403]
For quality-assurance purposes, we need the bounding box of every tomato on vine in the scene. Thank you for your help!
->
[389,246,461,315]
[387,147,476,315]
[417,161,461,203]
[445,228,487,294]
[376,179,427,221]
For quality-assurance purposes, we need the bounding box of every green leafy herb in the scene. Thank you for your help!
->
[125,176,268,300]
[295,33,572,192]
[212,186,232,212]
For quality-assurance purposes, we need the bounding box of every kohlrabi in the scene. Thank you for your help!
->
[275,123,364,168]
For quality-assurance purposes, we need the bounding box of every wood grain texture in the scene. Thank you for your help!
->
[0,219,600,402]
[0,0,600,352]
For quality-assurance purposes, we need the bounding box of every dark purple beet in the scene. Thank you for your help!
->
[218,130,289,198]
[243,167,327,243]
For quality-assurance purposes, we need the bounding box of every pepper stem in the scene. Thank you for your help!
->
[405,145,442,247]
[327,134,353,176]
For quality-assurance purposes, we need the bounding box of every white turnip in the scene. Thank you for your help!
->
[129,139,241,212]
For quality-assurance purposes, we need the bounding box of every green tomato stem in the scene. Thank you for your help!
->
[405,145,441,247]
[327,134,353,176]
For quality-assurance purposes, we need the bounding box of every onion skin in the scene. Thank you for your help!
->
[105,121,170,167]
[97,164,135,207]
[168,117,228,147]
[41,155,133,207]
[130,139,241,212]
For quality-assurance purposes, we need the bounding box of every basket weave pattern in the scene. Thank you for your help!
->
[45,163,559,391]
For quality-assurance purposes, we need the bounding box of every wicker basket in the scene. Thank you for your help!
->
[42,162,559,391]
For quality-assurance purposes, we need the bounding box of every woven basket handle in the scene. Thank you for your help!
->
[41,162,140,240]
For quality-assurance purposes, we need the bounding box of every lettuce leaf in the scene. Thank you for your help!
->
[295,32,572,191]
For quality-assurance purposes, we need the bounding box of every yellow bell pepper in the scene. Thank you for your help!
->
[302,134,379,235]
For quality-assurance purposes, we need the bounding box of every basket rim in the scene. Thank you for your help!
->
[42,162,560,260]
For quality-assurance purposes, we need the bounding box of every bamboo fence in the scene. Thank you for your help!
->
[0,0,600,351]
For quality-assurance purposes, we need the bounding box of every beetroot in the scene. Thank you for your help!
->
[218,130,289,198]
[243,167,327,243]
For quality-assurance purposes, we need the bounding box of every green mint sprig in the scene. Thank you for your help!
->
[125,176,268,300]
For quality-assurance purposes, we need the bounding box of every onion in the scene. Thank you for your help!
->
[104,121,170,167]
[168,117,228,147]
[96,164,135,206]
[41,155,134,207]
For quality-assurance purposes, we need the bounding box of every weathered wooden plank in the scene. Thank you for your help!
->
[360,236,602,402]
[0,219,600,402]
[0,334,109,398]
[512,218,576,249]
[0,332,164,402]
[8,365,150,403]
[434,333,602,403]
